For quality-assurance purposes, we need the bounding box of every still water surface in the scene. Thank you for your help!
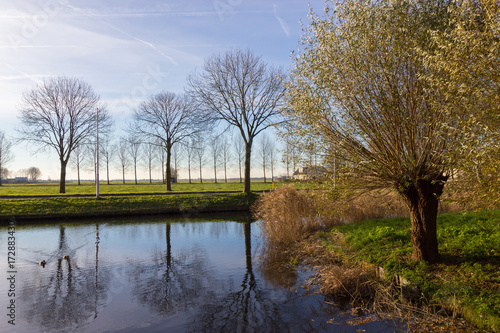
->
[1,215,400,332]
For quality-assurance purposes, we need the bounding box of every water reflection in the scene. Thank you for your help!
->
[0,216,400,333]
[19,224,110,332]
[189,222,285,332]
[129,223,215,316]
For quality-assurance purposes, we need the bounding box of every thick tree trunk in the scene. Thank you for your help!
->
[243,141,252,194]
[59,160,67,193]
[399,176,447,263]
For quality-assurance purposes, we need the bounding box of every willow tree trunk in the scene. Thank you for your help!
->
[243,141,252,194]
[399,176,447,263]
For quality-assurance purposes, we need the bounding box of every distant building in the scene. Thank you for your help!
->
[2,177,28,184]
[292,166,328,180]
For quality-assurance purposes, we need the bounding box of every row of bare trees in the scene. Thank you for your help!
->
[64,131,280,186]
[12,49,284,193]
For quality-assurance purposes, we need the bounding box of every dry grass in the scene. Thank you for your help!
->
[253,185,480,331]
[252,185,328,246]
[299,233,486,333]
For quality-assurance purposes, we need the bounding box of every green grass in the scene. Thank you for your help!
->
[0,181,279,196]
[324,210,500,332]
[0,193,259,219]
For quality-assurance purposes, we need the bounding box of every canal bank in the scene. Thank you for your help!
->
[0,192,259,223]
[291,210,500,333]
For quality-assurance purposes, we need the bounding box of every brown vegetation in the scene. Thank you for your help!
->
[252,185,480,331]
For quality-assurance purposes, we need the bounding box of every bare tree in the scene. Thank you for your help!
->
[209,136,221,184]
[72,142,86,185]
[131,91,200,191]
[27,167,42,182]
[187,49,285,193]
[220,135,231,183]
[0,130,14,186]
[116,138,129,184]
[144,142,157,184]
[172,143,181,183]
[233,135,245,183]
[100,135,116,185]
[258,134,271,183]
[184,139,195,184]
[127,135,141,185]
[193,134,206,183]
[0,168,10,180]
[17,76,110,193]
[282,136,292,179]
[157,143,166,184]
[268,139,276,182]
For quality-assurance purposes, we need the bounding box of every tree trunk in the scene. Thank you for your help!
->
[59,160,67,193]
[166,146,172,191]
[224,162,227,183]
[106,161,110,185]
[399,176,447,263]
[214,157,217,184]
[263,161,266,183]
[188,159,192,184]
[149,160,152,184]
[199,157,203,184]
[77,164,81,185]
[272,155,276,182]
[122,167,125,184]
[134,160,138,185]
[239,159,242,183]
[243,141,252,193]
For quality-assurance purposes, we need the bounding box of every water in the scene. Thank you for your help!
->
[0,215,400,332]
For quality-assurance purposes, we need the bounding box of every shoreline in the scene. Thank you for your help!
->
[0,192,259,224]
[1,205,251,223]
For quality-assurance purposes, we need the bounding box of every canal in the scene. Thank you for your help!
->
[0,214,402,332]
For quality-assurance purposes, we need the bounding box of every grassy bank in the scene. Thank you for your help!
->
[0,192,259,222]
[0,181,278,197]
[322,210,500,331]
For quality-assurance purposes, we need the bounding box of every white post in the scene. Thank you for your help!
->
[96,108,100,199]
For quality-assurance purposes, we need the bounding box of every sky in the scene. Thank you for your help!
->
[0,0,326,181]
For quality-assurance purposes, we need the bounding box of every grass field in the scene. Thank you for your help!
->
[322,210,500,331]
[0,180,280,196]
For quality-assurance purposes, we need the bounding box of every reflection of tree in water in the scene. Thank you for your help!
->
[20,224,110,332]
[189,222,290,332]
[129,223,217,315]
[255,220,299,289]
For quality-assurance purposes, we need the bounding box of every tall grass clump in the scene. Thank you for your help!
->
[253,185,323,245]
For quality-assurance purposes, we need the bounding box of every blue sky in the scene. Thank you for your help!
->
[0,0,325,180]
